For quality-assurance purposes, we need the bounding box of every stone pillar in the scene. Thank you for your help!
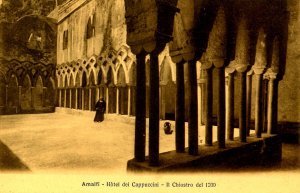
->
[188,60,198,155]
[205,68,213,145]
[75,88,78,109]
[116,87,119,114]
[128,86,131,116]
[239,72,247,142]
[64,89,67,108]
[106,87,109,114]
[265,72,278,135]
[69,88,72,108]
[89,88,92,111]
[96,87,100,102]
[246,70,253,136]
[197,82,202,127]
[216,67,225,148]
[225,70,235,140]
[81,89,85,110]
[59,89,62,107]
[149,52,160,166]
[18,86,22,113]
[134,52,146,162]
[253,28,267,137]
[175,61,185,153]
[31,87,35,108]
[255,73,263,138]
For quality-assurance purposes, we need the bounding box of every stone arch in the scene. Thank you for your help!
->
[33,76,43,108]
[82,71,89,110]
[7,74,18,110]
[117,65,128,115]
[106,66,115,86]
[57,74,62,88]
[97,69,105,85]
[159,57,176,120]
[107,66,116,113]
[117,65,127,86]
[82,71,87,87]
[20,74,32,111]
[45,77,55,107]
[128,62,136,86]
[75,72,81,87]
[89,70,96,86]
[75,72,82,109]
[69,73,75,87]
[64,75,68,88]
[160,56,173,85]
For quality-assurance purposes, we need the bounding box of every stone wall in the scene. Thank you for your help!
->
[278,0,300,123]
[57,0,126,65]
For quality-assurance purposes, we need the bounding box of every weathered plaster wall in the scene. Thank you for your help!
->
[57,0,126,65]
[278,0,300,123]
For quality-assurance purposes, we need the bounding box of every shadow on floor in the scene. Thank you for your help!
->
[0,140,30,172]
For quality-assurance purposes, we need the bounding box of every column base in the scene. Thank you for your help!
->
[127,134,281,172]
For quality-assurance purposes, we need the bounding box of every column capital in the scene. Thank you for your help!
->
[263,69,278,80]
[252,66,265,75]
[226,60,249,73]
[247,69,254,76]
[199,52,213,70]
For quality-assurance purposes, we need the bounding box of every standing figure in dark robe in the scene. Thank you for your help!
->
[94,98,106,122]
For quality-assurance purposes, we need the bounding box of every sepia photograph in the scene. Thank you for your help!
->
[0,0,299,193]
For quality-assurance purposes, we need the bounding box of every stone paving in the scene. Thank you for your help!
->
[0,110,298,174]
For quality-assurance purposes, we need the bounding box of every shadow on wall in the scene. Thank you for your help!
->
[0,140,30,172]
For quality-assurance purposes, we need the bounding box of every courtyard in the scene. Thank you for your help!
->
[0,109,299,174]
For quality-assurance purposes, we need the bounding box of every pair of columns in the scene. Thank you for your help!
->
[226,68,279,141]
[134,55,199,166]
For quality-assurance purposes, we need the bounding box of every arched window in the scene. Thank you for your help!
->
[86,13,96,39]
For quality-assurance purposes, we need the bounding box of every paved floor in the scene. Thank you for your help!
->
[0,111,299,173]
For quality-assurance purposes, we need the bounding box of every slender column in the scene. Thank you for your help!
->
[96,87,100,102]
[75,88,78,109]
[69,88,72,108]
[89,88,92,111]
[128,86,131,116]
[149,52,160,166]
[262,80,269,133]
[106,87,109,113]
[255,74,263,138]
[134,52,146,162]
[18,86,22,113]
[81,89,84,110]
[188,60,198,155]
[216,67,225,148]
[226,72,234,140]
[205,68,213,146]
[239,72,247,142]
[59,89,62,107]
[64,89,67,107]
[175,61,185,152]
[267,75,278,134]
[31,87,35,108]
[246,71,253,136]
[197,83,202,127]
[116,87,119,114]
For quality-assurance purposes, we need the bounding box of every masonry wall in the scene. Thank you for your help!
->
[279,0,300,124]
[57,0,126,65]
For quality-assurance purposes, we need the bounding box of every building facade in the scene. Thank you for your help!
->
[0,15,57,114]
